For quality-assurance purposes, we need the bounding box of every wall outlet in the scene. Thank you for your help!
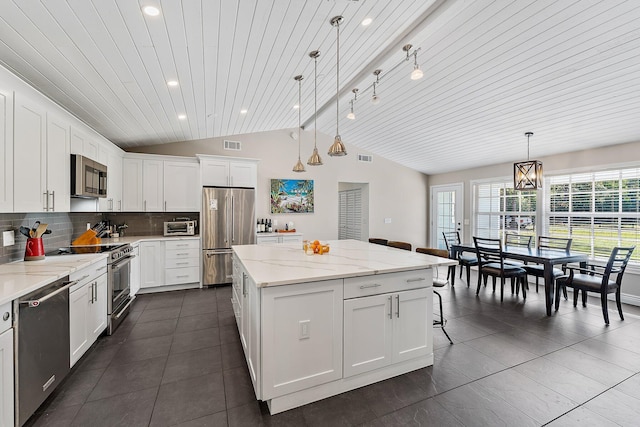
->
[3,230,15,247]
[299,320,310,340]
[384,218,392,224]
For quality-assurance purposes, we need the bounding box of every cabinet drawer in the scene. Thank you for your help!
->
[344,269,432,299]
[165,247,199,260]
[165,266,199,285]
[165,239,199,251]
[70,259,108,292]
[165,257,199,269]
[0,301,11,333]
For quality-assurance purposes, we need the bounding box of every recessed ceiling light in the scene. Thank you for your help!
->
[167,80,178,87]
[178,114,186,120]
[143,6,160,16]
[240,109,248,114]
[361,17,372,26]
[293,104,300,109]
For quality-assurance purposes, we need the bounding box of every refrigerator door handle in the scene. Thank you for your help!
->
[231,194,235,243]
[224,195,229,244]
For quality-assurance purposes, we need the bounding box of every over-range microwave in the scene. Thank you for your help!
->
[164,221,197,236]
[71,154,107,198]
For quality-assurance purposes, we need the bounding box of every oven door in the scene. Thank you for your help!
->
[83,161,99,195]
[108,255,133,315]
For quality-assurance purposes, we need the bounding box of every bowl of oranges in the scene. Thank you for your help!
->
[303,240,330,255]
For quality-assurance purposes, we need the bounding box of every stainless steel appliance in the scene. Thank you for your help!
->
[71,154,107,198]
[202,187,255,285]
[14,276,74,426]
[164,220,197,236]
[49,244,135,335]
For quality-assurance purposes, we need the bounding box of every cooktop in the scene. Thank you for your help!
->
[46,244,127,256]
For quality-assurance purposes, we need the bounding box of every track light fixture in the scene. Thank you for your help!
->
[346,88,358,120]
[371,69,382,105]
[403,44,423,80]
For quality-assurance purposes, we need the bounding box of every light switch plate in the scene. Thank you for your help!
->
[384,218,392,224]
[3,230,15,247]
[299,320,310,340]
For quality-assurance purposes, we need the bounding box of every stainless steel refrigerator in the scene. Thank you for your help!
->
[202,187,255,285]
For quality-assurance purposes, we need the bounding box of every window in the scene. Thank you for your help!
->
[474,180,537,240]
[547,168,640,263]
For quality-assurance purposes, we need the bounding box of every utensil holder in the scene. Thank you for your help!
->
[24,237,45,261]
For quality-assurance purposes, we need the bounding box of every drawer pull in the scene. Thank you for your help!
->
[2,312,9,321]
[176,275,189,278]
[177,252,189,256]
[176,262,189,265]
[359,283,381,289]
[406,277,426,283]
[176,244,189,247]
[96,266,107,272]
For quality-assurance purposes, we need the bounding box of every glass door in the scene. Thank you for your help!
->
[431,183,464,249]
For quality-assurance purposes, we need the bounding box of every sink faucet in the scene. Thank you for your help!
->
[117,223,128,237]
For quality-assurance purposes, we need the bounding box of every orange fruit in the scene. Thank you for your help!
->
[313,240,320,246]
[323,245,330,254]
[314,245,320,254]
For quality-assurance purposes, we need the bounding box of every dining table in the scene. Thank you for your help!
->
[450,243,589,316]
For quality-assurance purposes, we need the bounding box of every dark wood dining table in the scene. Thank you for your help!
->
[450,243,589,316]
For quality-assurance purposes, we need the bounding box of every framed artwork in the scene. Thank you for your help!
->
[270,179,314,213]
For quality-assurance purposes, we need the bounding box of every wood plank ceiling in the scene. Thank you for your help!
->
[1,0,639,175]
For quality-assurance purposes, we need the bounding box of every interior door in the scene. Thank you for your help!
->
[431,183,464,249]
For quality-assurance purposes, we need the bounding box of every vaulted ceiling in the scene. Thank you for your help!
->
[2,0,639,174]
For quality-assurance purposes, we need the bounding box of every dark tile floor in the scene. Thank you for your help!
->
[26,271,640,426]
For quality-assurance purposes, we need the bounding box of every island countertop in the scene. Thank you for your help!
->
[232,239,457,287]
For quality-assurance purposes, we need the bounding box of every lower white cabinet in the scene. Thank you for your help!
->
[256,233,303,245]
[140,240,164,289]
[139,238,200,291]
[69,260,108,367]
[0,302,13,427]
[130,243,140,296]
[343,287,432,377]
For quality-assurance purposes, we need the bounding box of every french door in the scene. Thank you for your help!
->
[430,183,464,249]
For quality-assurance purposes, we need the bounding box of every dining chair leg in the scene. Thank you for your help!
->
[601,292,610,325]
[476,272,483,295]
[465,265,471,287]
[582,290,587,307]
[563,285,568,300]
[616,289,624,321]
[521,277,526,299]
[500,277,504,301]
[535,276,539,293]
[555,282,561,311]
[511,277,515,294]
[573,289,579,307]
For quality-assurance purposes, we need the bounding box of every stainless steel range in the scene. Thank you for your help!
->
[50,243,135,335]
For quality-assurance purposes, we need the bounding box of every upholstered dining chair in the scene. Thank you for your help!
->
[387,241,412,251]
[415,247,453,344]
[523,236,572,293]
[474,237,528,301]
[368,238,388,246]
[555,246,635,324]
[442,231,478,286]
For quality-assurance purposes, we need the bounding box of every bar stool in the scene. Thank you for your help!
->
[415,247,453,344]
[387,241,412,251]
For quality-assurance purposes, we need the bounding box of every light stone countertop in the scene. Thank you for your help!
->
[0,235,200,306]
[233,239,457,288]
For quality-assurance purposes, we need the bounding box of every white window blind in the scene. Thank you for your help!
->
[474,181,537,240]
[339,189,362,240]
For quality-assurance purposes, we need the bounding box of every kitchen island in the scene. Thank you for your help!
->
[232,239,456,414]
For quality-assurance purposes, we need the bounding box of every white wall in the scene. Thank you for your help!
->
[130,129,429,248]
[428,140,640,304]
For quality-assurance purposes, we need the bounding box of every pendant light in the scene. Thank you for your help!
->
[514,132,543,190]
[307,50,323,166]
[346,89,358,120]
[403,44,423,80]
[292,75,305,173]
[328,15,347,157]
[371,69,382,104]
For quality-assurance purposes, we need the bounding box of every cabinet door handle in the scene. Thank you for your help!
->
[242,272,247,297]
[144,200,147,211]
[359,283,381,289]
[396,294,400,318]
[165,201,167,211]
[388,296,392,319]
[43,191,48,211]
[118,200,121,211]
[96,266,107,272]
[2,312,9,321]
[406,277,426,283]
[51,190,55,211]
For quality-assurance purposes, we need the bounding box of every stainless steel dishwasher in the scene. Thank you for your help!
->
[14,275,75,426]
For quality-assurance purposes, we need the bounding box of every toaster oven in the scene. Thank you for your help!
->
[164,221,196,236]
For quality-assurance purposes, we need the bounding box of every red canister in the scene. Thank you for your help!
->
[24,237,45,261]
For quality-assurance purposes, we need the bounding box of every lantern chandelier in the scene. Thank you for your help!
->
[514,132,543,190]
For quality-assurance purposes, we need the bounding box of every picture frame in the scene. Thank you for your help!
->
[270,179,314,213]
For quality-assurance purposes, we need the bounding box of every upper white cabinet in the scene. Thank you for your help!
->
[164,161,199,211]
[199,155,258,188]
[123,155,199,212]
[0,88,13,212]
[71,128,99,161]
[98,146,123,212]
[13,94,69,212]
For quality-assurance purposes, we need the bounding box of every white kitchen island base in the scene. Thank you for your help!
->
[232,240,455,415]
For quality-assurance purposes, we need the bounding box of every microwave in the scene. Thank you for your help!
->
[71,154,107,198]
[164,221,197,236]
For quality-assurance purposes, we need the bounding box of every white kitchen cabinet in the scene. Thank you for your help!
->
[237,264,261,395]
[70,127,99,161]
[0,87,13,212]
[343,287,432,378]
[98,147,123,212]
[143,159,164,211]
[0,302,13,427]
[130,243,140,297]
[261,279,343,400]
[199,156,258,188]
[256,233,303,245]
[164,160,199,211]
[14,94,70,212]
[164,239,200,286]
[122,157,143,211]
[69,260,108,367]
[140,240,165,289]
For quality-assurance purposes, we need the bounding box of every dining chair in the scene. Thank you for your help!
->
[387,241,411,251]
[442,231,478,286]
[504,233,533,248]
[368,238,388,246]
[555,246,635,324]
[415,247,453,344]
[474,237,528,301]
[523,236,572,293]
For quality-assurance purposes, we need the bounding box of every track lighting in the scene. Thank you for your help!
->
[403,44,423,80]
[346,89,358,120]
[371,70,381,105]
